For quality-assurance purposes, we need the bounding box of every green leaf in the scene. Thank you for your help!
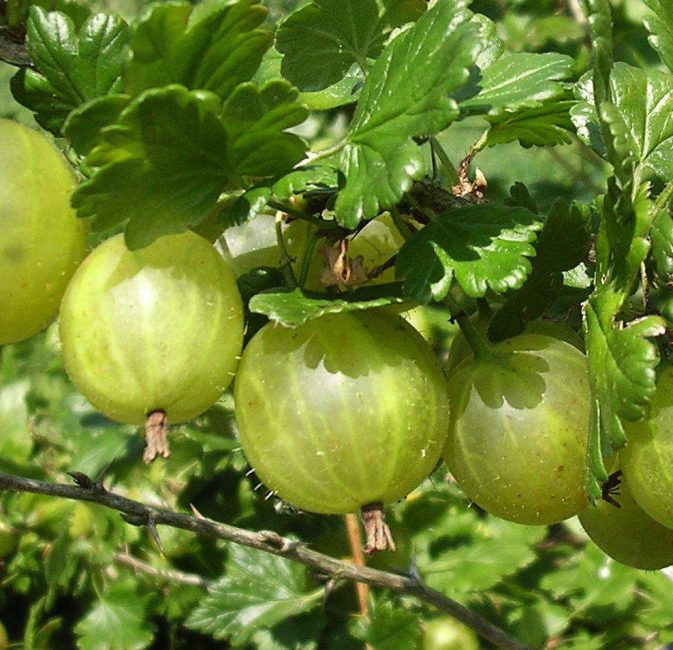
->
[222,79,307,176]
[251,613,326,650]
[643,0,673,73]
[572,63,673,180]
[272,166,338,201]
[63,94,130,155]
[124,0,272,101]
[186,545,323,646]
[584,182,664,497]
[0,380,33,464]
[484,99,575,148]
[651,210,673,283]
[335,0,482,227]
[276,0,425,92]
[460,52,574,116]
[584,306,665,483]
[72,85,232,248]
[489,200,591,340]
[75,581,155,650]
[249,287,406,327]
[350,599,420,650]
[11,7,129,134]
[396,204,543,302]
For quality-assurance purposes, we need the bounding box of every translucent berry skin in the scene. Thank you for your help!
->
[234,311,450,514]
[622,365,673,530]
[0,119,88,344]
[579,479,673,570]
[444,334,590,525]
[59,232,244,425]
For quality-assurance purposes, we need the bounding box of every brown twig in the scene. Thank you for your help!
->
[0,27,32,67]
[0,471,531,650]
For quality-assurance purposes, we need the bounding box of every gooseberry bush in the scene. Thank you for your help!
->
[3,0,673,648]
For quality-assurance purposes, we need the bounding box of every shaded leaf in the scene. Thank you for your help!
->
[221,79,307,176]
[272,166,338,201]
[651,210,673,283]
[276,0,425,91]
[489,200,591,340]
[572,63,673,180]
[484,99,575,149]
[72,85,231,248]
[249,286,405,327]
[63,94,130,155]
[124,0,271,101]
[10,7,129,133]
[186,545,322,646]
[75,582,155,650]
[460,52,574,116]
[396,204,543,302]
[335,0,482,227]
[350,598,420,650]
[643,0,673,74]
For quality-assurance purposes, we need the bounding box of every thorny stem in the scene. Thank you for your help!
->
[0,470,531,650]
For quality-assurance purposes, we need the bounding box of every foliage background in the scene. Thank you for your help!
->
[1,1,673,649]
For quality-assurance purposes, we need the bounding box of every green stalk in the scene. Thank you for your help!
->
[275,216,298,288]
[297,231,322,288]
[267,200,339,231]
[444,295,494,361]
[6,0,21,29]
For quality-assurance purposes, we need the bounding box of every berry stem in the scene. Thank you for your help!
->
[360,502,396,554]
[444,296,494,361]
[143,410,170,464]
[344,513,370,617]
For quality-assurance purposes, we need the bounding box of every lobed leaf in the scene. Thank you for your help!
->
[72,85,232,249]
[185,545,322,646]
[651,209,673,283]
[643,0,673,74]
[584,304,665,496]
[484,99,575,149]
[276,0,424,92]
[249,287,406,327]
[10,7,129,134]
[124,0,272,101]
[74,582,156,650]
[572,63,673,180]
[350,599,420,650]
[489,200,591,340]
[460,52,574,116]
[221,80,307,176]
[396,204,543,302]
[334,0,482,227]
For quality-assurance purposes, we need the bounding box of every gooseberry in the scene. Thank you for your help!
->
[59,232,244,428]
[621,365,673,530]
[234,310,449,548]
[579,476,673,570]
[0,119,88,344]
[444,334,590,525]
[447,313,583,374]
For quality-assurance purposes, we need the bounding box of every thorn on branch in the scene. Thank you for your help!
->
[68,471,106,494]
